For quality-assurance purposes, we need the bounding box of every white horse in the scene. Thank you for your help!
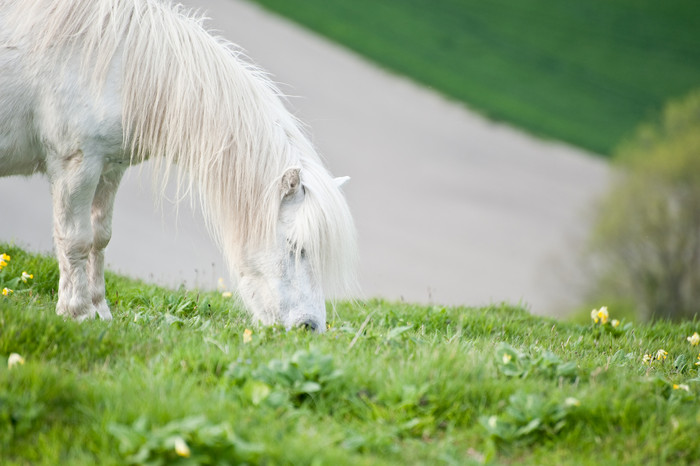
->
[0,0,357,332]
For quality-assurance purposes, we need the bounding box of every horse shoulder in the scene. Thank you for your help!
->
[30,53,129,178]
[0,38,47,176]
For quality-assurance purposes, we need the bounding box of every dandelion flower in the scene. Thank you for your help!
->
[21,271,33,283]
[611,319,620,328]
[8,353,24,368]
[502,353,512,364]
[656,349,668,361]
[687,332,700,346]
[2,288,12,296]
[673,384,690,392]
[243,328,253,344]
[173,437,190,458]
[597,307,609,325]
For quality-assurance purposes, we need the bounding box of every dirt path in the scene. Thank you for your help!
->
[0,0,611,316]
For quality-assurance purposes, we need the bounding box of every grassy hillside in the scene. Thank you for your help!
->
[248,0,700,155]
[2,243,700,464]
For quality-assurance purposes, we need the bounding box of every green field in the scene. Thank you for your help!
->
[248,0,700,155]
[2,243,700,464]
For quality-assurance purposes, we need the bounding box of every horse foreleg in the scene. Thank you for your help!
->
[87,166,125,320]
[48,150,102,321]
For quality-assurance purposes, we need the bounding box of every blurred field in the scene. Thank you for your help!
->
[249,0,700,155]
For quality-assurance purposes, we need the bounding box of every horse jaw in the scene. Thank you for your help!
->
[235,249,325,332]
[279,252,326,333]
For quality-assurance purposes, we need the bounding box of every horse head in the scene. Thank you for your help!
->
[235,167,351,333]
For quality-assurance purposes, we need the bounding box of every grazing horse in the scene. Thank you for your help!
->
[0,0,357,332]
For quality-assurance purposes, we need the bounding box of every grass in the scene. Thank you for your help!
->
[2,242,700,464]
[247,0,700,156]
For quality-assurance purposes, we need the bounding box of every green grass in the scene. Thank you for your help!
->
[248,0,700,155]
[2,243,700,464]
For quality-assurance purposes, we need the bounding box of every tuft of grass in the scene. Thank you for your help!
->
[1,242,700,464]
[249,0,700,155]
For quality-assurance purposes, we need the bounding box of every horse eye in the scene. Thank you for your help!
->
[287,241,306,259]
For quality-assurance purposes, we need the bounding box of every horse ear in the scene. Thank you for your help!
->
[280,167,301,199]
[334,176,350,188]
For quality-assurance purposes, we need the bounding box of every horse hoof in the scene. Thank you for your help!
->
[95,301,113,320]
[57,302,95,321]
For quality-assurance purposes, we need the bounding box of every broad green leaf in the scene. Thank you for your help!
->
[243,380,271,405]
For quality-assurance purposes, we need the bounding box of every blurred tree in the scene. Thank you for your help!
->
[589,89,700,320]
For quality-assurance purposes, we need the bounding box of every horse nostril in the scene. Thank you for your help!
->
[299,320,318,332]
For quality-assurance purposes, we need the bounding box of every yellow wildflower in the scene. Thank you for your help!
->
[590,306,610,325]
[2,288,12,296]
[21,271,33,283]
[656,349,668,361]
[221,291,233,298]
[502,353,512,364]
[611,319,620,328]
[0,252,9,269]
[696,353,700,366]
[673,384,690,392]
[173,437,190,458]
[642,354,653,364]
[564,397,581,407]
[243,328,253,344]
[687,332,700,346]
[597,307,609,325]
[8,353,25,369]
[590,309,600,324]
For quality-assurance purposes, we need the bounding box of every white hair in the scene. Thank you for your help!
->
[8,0,357,296]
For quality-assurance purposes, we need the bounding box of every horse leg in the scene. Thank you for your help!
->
[48,149,102,321]
[87,166,125,320]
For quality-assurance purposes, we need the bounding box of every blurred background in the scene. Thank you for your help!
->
[2,0,699,319]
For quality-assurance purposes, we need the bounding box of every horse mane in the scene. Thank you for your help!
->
[8,0,357,296]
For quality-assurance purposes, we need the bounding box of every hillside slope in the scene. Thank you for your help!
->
[1,245,699,464]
